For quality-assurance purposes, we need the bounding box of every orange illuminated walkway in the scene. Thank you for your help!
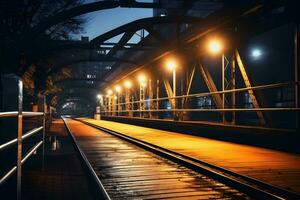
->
[79,118,300,194]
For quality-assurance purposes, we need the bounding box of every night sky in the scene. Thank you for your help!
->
[81,0,153,41]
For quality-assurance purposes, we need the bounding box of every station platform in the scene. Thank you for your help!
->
[78,118,300,195]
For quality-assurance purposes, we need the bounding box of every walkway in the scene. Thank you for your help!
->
[79,118,300,195]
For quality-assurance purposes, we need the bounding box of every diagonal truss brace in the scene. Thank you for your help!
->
[199,62,223,110]
[235,49,266,125]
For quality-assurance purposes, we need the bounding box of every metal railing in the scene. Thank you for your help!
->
[100,81,300,127]
[0,79,46,200]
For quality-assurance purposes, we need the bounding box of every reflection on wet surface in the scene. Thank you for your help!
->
[49,136,61,151]
[67,120,251,200]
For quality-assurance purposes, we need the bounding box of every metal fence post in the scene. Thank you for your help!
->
[17,79,23,200]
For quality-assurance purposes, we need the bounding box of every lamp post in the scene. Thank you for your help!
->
[114,85,122,116]
[166,59,177,119]
[208,39,226,123]
[106,89,113,116]
[124,80,133,117]
[138,74,147,118]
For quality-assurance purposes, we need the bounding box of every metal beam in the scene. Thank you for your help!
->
[91,16,203,46]
[47,57,138,75]
[162,76,175,109]
[107,31,135,57]
[235,49,266,125]
[27,1,162,38]
[199,63,223,110]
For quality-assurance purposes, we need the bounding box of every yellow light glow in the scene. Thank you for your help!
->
[208,39,223,54]
[124,80,132,89]
[107,89,113,95]
[115,85,122,93]
[138,74,146,83]
[166,59,177,71]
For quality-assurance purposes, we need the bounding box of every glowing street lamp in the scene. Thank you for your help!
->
[166,59,177,97]
[107,89,113,95]
[97,94,102,99]
[124,80,132,89]
[137,74,147,117]
[114,85,122,93]
[251,48,262,58]
[138,74,146,84]
[208,39,223,54]
[207,38,225,122]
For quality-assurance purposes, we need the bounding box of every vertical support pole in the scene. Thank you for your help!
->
[149,78,153,118]
[117,94,121,116]
[231,53,236,124]
[295,24,299,128]
[125,89,132,117]
[139,84,145,118]
[156,79,160,118]
[17,79,23,200]
[42,95,46,170]
[112,96,116,116]
[222,54,226,123]
[173,68,176,120]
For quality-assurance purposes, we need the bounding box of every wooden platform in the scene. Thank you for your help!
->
[79,118,300,195]
[64,119,249,199]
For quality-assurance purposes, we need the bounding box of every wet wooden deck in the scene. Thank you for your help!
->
[79,118,300,195]
[64,119,249,199]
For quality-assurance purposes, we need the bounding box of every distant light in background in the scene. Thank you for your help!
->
[124,80,132,89]
[166,59,177,71]
[97,94,102,99]
[107,89,113,95]
[208,39,223,54]
[138,74,147,84]
[115,85,122,93]
[251,48,262,58]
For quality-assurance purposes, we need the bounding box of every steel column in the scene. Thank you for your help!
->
[139,84,145,117]
[222,54,226,123]
[231,54,236,124]
[294,24,299,128]
[149,78,153,118]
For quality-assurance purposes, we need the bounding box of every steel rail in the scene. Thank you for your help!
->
[113,81,300,106]
[0,126,43,151]
[62,117,111,200]
[0,141,43,185]
[76,119,300,200]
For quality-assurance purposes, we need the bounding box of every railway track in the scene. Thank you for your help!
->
[63,118,300,200]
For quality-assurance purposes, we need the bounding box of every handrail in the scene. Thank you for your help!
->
[23,112,44,117]
[0,126,43,151]
[0,111,44,118]
[0,78,47,200]
[0,141,43,185]
[102,107,300,113]
[0,111,18,118]
[114,81,300,106]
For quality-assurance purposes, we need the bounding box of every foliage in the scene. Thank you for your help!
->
[1,0,86,105]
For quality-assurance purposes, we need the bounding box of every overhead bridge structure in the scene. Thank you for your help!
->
[1,0,300,200]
